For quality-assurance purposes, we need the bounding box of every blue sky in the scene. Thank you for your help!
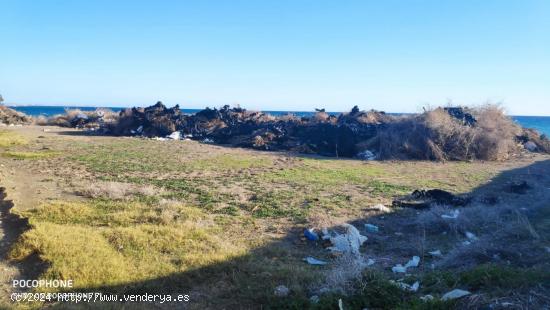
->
[1,0,549,115]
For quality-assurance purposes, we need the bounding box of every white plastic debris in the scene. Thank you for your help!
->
[465,232,478,241]
[405,256,420,268]
[429,250,442,257]
[441,289,471,301]
[462,241,472,246]
[321,228,331,240]
[391,280,420,292]
[304,256,328,265]
[392,256,420,273]
[372,204,391,213]
[274,285,290,297]
[152,137,168,141]
[328,224,368,255]
[392,264,407,273]
[167,131,181,140]
[366,258,375,266]
[364,223,379,233]
[441,210,460,219]
[309,295,320,304]
[202,138,214,143]
[338,298,344,310]
[357,150,377,161]
[420,294,434,301]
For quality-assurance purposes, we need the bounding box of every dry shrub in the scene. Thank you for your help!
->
[323,254,369,294]
[377,104,522,161]
[80,181,158,200]
[312,111,330,123]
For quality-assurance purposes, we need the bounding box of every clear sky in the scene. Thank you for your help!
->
[1,0,549,115]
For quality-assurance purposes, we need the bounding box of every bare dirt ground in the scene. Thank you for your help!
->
[0,125,549,309]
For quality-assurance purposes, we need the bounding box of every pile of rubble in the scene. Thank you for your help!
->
[26,102,550,160]
[0,106,31,125]
[106,102,392,158]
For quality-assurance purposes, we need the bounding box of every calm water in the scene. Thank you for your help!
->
[10,105,550,136]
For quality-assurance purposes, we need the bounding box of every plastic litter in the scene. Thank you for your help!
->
[372,203,391,213]
[328,224,368,255]
[420,295,434,301]
[392,256,420,273]
[441,289,471,301]
[338,298,344,310]
[366,258,375,266]
[441,210,460,219]
[429,250,442,257]
[304,256,328,265]
[364,224,379,233]
[392,264,407,273]
[202,138,214,143]
[462,241,472,246]
[304,228,319,241]
[167,131,181,140]
[393,281,420,292]
[309,295,320,304]
[357,150,377,160]
[274,285,290,297]
[465,231,478,240]
[405,256,420,268]
[321,228,331,240]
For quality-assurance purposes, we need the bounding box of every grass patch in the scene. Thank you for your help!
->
[0,130,27,147]
[9,200,245,292]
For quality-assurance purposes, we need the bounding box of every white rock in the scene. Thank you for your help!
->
[441,289,471,301]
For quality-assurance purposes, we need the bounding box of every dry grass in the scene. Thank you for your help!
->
[0,130,28,147]
[78,181,159,200]
[377,104,522,161]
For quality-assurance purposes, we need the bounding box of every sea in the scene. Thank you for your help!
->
[9,105,550,136]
